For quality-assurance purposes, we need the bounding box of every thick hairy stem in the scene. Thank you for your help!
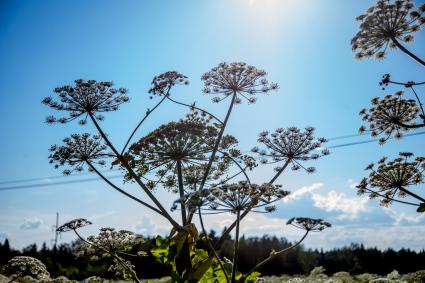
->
[176,160,187,225]
[199,93,237,191]
[73,230,141,283]
[86,162,163,214]
[231,210,241,283]
[391,37,425,67]
[238,231,309,283]
[88,112,180,229]
[398,187,425,203]
[269,159,292,184]
[121,94,168,155]
[198,208,230,283]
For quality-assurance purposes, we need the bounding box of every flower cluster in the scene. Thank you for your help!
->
[253,127,329,173]
[187,181,290,214]
[351,0,425,60]
[358,92,421,143]
[148,71,189,98]
[5,256,50,280]
[120,119,240,191]
[286,217,331,232]
[57,218,92,232]
[201,62,278,104]
[76,228,144,280]
[48,133,113,175]
[357,152,425,206]
[75,228,145,259]
[43,79,129,125]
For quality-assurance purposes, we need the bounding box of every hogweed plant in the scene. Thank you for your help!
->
[351,0,425,66]
[44,62,331,282]
[354,0,425,213]
[56,219,146,283]
[356,153,425,212]
[4,256,50,283]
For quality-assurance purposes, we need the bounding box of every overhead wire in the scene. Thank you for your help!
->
[0,131,424,192]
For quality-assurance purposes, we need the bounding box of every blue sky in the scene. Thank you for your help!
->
[1,0,425,250]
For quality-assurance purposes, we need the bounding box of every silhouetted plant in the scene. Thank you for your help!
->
[252,127,330,183]
[44,62,330,282]
[354,0,425,213]
[356,153,425,211]
[358,92,424,144]
[351,0,425,66]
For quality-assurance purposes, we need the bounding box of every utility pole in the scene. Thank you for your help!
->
[51,212,59,248]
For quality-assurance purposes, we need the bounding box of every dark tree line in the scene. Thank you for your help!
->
[1,232,425,280]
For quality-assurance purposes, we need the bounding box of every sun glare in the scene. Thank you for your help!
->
[247,0,306,25]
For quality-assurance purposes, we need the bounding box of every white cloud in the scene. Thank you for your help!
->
[383,207,425,226]
[133,215,171,235]
[311,190,368,220]
[283,183,323,203]
[20,218,43,230]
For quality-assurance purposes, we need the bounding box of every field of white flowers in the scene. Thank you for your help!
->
[2,267,425,283]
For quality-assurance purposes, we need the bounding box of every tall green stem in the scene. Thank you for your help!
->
[199,93,237,191]
[121,94,168,155]
[238,231,308,283]
[86,162,163,214]
[391,37,425,67]
[198,208,230,283]
[177,159,187,225]
[88,112,180,229]
[269,159,292,184]
[398,187,425,203]
[231,210,241,283]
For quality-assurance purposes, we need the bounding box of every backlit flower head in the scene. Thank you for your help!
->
[253,127,329,173]
[49,133,113,175]
[57,218,92,232]
[187,181,290,214]
[286,217,331,232]
[120,118,239,191]
[5,256,50,280]
[201,62,278,104]
[352,0,425,60]
[76,228,144,258]
[76,228,145,280]
[357,153,425,206]
[43,79,129,124]
[148,71,189,97]
[358,92,420,144]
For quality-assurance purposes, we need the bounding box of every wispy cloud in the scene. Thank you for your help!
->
[20,218,43,230]
[383,207,425,226]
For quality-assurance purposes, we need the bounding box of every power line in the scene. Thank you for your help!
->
[0,169,119,185]
[0,175,122,191]
[328,131,425,149]
[0,131,424,192]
